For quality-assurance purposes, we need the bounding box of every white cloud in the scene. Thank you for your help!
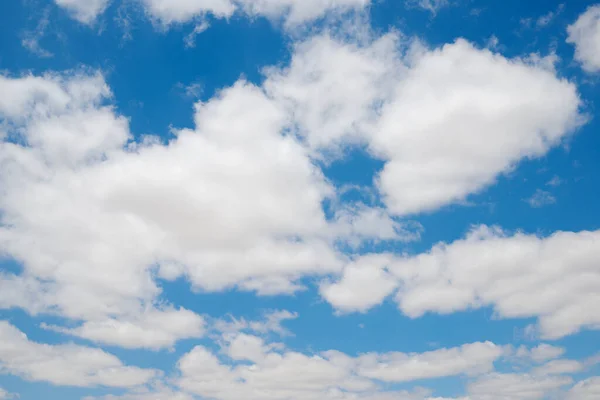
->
[320,254,399,313]
[140,0,236,25]
[467,373,572,400]
[42,307,205,350]
[54,0,111,24]
[83,384,194,400]
[407,0,449,14]
[354,341,503,382]
[567,377,600,399]
[326,226,600,339]
[531,359,583,376]
[139,0,369,27]
[236,0,370,28]
[177,336,504,399]
[264,33,402,151]
[21,8,53,58]
[372,41,581,215]
[567,5,600,73]
[0,321,157,387]
[266,33,583,215]
[0,70,347,319]
[213,309,298,337]
[0,388,16,400]
[515,344,565,363]
[391,226,600,339]
[525,189,556,208]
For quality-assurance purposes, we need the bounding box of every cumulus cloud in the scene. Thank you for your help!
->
[54,0,111,24]
[265,33,583,215]
[0,321,157,387]
[42,307,206,350]
[407,0,450,15]
[325,226,600,339]
[0,70,351,352]
[467,373,573,400]
[567,5,600,73]
[72,0,371,27]
[567,377,600,399]
[176,335,503,399]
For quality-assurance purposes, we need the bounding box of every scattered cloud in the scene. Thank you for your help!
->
[525,189,557,208]
[21,7,53,58]
[54,0,111,24]
[407,0,450,15]
[547,175,563,187]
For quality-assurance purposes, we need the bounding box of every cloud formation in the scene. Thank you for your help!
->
[567,5,600,73]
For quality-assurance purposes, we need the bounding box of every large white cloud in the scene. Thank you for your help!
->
[265,34,583,215]
[567,377,600,399]
[0,71,353,351]
[467,373,573,400]
[177,333,504,400]
[0,321,157,387]
[567,5,600,73]
[325,226,600,339]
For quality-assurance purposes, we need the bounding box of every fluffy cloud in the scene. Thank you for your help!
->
[56,0,370,27]
[0,70,350,353]
[567,377,600,399]
[407,0,449,14]
[391,226,600,339]
[467,373,573,400]
[266,34,583,215]
[0,388,16,400]
[326,226,600,339]
[54,0,111,24]
[42,307,205,350]
[567,5,600,73]
[140,0,236,25]
[177,334,504,399]
[0,321,157,387]
[320,254,399,313]
[353,341,503,382]
[372,41,581,215]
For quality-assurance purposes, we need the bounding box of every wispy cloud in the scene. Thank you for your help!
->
[21,7,53,58]
[525,189,556,208]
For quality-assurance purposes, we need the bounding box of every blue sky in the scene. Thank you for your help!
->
[1,0,600,399]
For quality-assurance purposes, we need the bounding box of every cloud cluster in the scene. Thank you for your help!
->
[53,0,370,27]
[325,226,600,339]
[0,24,588,355]
[0,321,157,388]
[177,334,503,400]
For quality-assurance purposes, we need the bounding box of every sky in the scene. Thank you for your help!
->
[0,0,600,399]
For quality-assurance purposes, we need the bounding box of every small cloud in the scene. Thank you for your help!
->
[21,7,53,58]
[175,81,203,99]
[546,175,562,187]
[486,35,500,50]
[536,4,564,29]
[406,0,449,15]
[184,20,210,48]
[525,189,556,208]
[470,8,485,17]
